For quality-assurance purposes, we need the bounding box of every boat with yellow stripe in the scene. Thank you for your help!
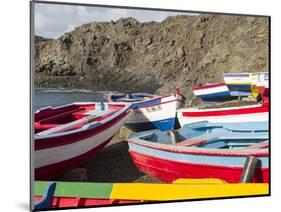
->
[34,179,269,210]
[223,72,268,97]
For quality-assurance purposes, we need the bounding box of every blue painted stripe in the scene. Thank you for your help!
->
[224,73,250,77]
[196,91,231,98]
[128,142,268,168]
[126,117,176,132]
[226,84,252,96]
[196,91,236,103]
[131,98,161,109]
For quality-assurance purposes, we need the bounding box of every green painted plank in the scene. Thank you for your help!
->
[34,181,113,199]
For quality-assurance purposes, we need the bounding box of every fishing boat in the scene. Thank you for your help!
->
[223,72,252,96]
[34,180,268,209]
[223,72,269,97]
[192,83,236,104]
[34,102,131,180]
[108,88,185,131]
[177,101,268,126]
[127,121,269,183]
[107,92,160,103]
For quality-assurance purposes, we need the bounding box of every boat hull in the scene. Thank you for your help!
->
[35,137,112,180]
[128,142,269,183]
[34,103,131,180]
[129,150,268,183]
[192,83,236,104]
[177,103,268,126]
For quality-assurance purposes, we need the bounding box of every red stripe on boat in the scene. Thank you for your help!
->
[181,103,268,117]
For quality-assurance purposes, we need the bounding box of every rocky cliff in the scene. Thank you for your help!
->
[34,14,269,103]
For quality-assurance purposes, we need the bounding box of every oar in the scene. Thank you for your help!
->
[36,110,113,136]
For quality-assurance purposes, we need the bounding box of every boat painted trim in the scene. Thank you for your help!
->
[181,104,268,117]
[177,103,268,126]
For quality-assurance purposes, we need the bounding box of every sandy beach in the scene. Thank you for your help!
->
[59,126,161,183]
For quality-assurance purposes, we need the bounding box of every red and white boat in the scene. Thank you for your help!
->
[34,102,131,180]
[177,102,269,126]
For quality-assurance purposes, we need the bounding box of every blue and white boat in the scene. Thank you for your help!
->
[223,73,252,96]
[108,89,185,131]
[108,92,159,103]
[192,83,236,104]
[223,72,268,97]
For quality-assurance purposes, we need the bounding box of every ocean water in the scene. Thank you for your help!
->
[34,89,108,111]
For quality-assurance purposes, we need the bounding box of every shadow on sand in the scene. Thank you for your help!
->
[80,140,160,183]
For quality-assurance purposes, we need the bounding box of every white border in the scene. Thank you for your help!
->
[1,0,280,212]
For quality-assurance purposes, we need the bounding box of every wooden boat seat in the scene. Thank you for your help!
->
[175,134,215,147]
[175,139,206,147]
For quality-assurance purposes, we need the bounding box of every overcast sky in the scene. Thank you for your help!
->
[34,3,199,38]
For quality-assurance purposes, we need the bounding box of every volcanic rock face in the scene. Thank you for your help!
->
[34,14,269,102]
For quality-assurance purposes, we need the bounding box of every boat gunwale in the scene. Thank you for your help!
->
[177,102,267,112]
[127,138,269,157]
[34,102,131,140]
